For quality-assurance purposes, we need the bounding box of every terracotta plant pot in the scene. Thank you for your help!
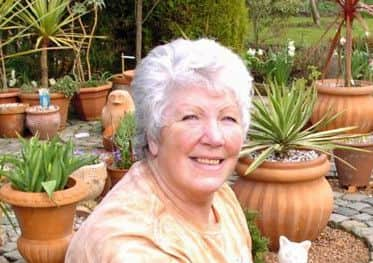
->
[233,154,333,251]
[106,165,128,187]
[311,79,373,133]
[73,82,112,121]
[0,88,20,104]
[111,70,135,91]
[334,142,373,187]
[26,105,61,140]
[70,162,108,201]
[0,177,88,263]
[0,103,28,138]
[19,92,70,130]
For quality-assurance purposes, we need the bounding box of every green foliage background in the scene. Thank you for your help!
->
[94,0,249,74]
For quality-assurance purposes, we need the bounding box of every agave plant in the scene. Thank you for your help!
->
[240,79,364,175]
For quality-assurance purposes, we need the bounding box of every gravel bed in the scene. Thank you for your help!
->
[264,226,369,263]
[247,149,319,162]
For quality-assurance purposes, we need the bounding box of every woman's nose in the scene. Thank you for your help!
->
[201,121,224,146]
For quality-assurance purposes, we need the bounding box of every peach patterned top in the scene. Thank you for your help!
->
[65,161,253,263]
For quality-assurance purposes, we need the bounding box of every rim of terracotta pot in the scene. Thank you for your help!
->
[236,153,330,183]
[26,105,59,114]
[336,141,373,148]
[111,70,135,85]
[0,103,28,114]
[0,88,20,98]
[107,164,128,173]
[78,82,112,93]
[0,177,88,207]
[316,79,373,96]
[19,92,67,99]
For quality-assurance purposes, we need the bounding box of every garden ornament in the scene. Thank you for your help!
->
[278,236,311,263]
[101,89,135,138]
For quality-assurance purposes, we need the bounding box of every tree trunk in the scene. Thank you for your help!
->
[40,38,49,89]
[345,2,353,87]
[0,35,8,90]
[310,0,320,26]
[135,0,143,64]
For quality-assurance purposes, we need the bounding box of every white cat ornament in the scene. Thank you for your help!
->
[278,235,311,263]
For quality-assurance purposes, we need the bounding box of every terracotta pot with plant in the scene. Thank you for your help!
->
[0,136,97,263]
[106,112,136,188]
[311,0,373,132]
[233,80,361,251]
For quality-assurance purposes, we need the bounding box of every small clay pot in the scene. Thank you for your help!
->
[106,165,128,187]
[26,105,61,140]
[0,103,28,138]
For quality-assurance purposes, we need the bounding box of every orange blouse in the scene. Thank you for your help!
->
[65,161,252,263]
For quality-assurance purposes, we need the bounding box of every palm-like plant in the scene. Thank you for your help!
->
[240,79,363,175]
[17,0,86,89]
[321,0,373,86]
[0,0,20,90]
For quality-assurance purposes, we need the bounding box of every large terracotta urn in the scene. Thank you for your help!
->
[73,82,112,121]
[233,154,333,251]
[311,79,373,133]
[19,92,70,130]
[0,177,87,263]
[26,105,61,139]
[0,103,28,138]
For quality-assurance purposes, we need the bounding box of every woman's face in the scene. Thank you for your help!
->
[149,86,244,199]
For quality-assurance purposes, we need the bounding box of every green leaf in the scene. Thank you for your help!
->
[41,180,57,199]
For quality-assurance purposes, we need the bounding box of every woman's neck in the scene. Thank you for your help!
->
[147,159,217,227]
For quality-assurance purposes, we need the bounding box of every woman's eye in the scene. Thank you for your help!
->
[223,116,237,123]
[181,115,198,121]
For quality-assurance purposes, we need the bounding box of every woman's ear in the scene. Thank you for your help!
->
[147,135,159,156]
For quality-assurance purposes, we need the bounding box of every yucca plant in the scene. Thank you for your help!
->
[240,79,364,175]
[16,0,87,89]
[0,136,97,198]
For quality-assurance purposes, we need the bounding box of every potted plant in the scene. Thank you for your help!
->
[73,73,112,121]
[0,136,96,263]
[20,76,80,130]
[70,1,112,121]
[107,112,136,187]
[0,0,21,104]
[311,0,373,133]
[233,80,361,251]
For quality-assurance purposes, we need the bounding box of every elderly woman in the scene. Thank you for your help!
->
[66,38,253,262]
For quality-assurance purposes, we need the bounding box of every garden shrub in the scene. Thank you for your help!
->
[146,0,249,54]
[244,210,269,263]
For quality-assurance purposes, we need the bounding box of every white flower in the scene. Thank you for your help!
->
[8,79,16,87]
[340,37,346,46]
[333,50,338,56]
[49,78,56,86]
[288,40,295,47]
[10,69,15,80]
[288,49,295,57]
[365,31,370,37]
[257,49,264,56]
[31,81,37,87]
[247,48,256,56]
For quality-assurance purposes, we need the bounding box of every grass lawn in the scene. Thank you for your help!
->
[248,16,373,47]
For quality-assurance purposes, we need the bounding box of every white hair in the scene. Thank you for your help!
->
[131,38,253,159]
